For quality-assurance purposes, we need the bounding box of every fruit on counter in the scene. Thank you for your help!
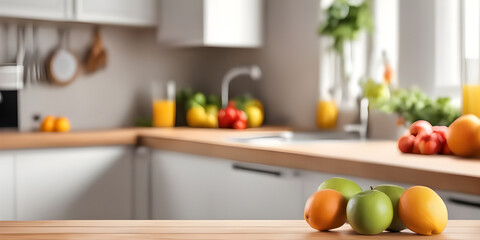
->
[416,132,442,155]
[317,177,362,201]
[234,95,265,128]
[245,105,264,128]
[186,106,207,128]
[316,100,338,129]
[346,189,394,235]
[176,88,221,128]
[304,189,347,231]
[397,134,415,153]
[305,177,448,235]
[218,101,248,130]
[54,117,71,132]
[398,186,448,235]
[408,120,433,136]
[397,120,451,155]
[40,115,56,132]
[40,116,70,132]
[447,114,480,157]
[373,185,406,232]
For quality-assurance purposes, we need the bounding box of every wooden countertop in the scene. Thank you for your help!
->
[0,220,478,239]
[1,127,480,195]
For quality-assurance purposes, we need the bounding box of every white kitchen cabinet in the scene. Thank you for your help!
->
[151,150,303,220]
[158,0,263,47]
[0,151,15,220]
[15,146,133,220]
[0,0,73,21]
[74,0,158,27]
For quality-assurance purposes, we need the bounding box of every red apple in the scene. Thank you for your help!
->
[409,120,433,136]
[233,120,247,129]
[417,132,442,155]
[398,134,415,153]
[442,144,452,155]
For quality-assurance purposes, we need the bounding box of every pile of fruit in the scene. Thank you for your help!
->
[40,116,71,132]
[304,177,448,235]
[178,88,264,129]
[397,120,450,155]
[398,114,480,157]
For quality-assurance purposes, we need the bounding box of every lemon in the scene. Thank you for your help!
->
[187,107,207,127]
[316,100,338,129]
[204,114,218,128]
[205,105,219,117]
[245,106,264,128]
[245,99,264,112]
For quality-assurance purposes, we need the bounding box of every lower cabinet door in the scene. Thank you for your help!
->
[151,150,303,220]
[15,146,133,220]
[0,152,15,220]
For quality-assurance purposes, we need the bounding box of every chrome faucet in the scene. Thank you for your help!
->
[221,65,262,108]
[344,98,369,140]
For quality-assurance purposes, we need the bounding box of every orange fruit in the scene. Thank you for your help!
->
[304,189,347,231]
[54,117,71,132]
[398,186,448,235]
[447,114,480,157]
[316,100,338,129]
[40,116,55,132]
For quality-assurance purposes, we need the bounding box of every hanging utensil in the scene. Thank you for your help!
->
[46,28,79,86]
[84,26,107,74]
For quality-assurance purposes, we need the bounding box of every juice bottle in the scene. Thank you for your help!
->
[316,100,338,129]
[152,80,176,127]
[462,84,480,118]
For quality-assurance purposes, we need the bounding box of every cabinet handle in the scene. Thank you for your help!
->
[449,197,480,209]
[232,164,282,177]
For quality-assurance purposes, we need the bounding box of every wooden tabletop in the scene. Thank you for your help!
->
[0,220,478,239]
[1,127,480,195]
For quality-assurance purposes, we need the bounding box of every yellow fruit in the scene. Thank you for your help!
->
[398,186,448,235]
[245,99,264,112]
[187,107,207,127]
[447,114,480,157]
[40,115,56,132]
[204,114,218,128]
[316,100,338,129]
[54,117,71,132]
[245,106,264,128]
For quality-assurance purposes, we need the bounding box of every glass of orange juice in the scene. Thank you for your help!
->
[152,80,176,127]
[462,59,480,117]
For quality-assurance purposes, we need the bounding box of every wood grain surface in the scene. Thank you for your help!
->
[0,220,478,239]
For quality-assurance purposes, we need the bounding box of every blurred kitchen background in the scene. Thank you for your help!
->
[0,0,470,134]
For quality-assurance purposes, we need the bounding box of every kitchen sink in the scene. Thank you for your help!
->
[228,131,361,146]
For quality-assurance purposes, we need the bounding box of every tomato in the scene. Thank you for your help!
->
[236,110,247,122]
[233,120,247,129]
[218,107,237,128]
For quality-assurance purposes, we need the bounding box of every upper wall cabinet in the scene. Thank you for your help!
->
[0,0,73,21]
[0,0,157,27]
[158,0,264,48]
[74,0,158,27]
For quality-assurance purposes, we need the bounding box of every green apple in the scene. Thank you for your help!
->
[317,177,362,200]
[374,185,406,232]
[347,190,393,235]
